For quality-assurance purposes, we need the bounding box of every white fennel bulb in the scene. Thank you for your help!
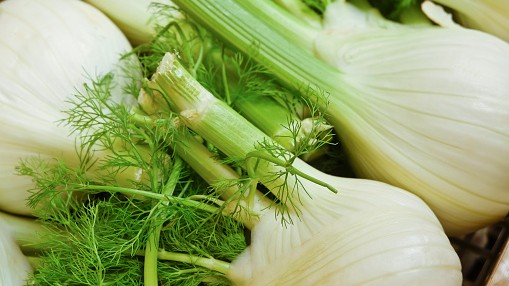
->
[84,0,184,45]
[0,0,138,215]
[84,0,159,45]
[178,143,463,285]
[430,0,509,42]
[311,1,509,235]
[228,168,462,286]
[0,212,34,286]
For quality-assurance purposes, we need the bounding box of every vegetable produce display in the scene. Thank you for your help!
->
[0,0,507,285]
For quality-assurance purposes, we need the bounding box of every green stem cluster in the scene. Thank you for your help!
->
[139,10,332,162]
[172,0,340,96]
[170,131,270,230]
[150,53,337,213]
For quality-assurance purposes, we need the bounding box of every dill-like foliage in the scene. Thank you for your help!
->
[18,58,246,284]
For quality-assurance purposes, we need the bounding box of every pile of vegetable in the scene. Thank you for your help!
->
[1,0,507,285]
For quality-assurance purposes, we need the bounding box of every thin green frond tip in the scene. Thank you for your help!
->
[368,0,419,19]
[245,150,338,194]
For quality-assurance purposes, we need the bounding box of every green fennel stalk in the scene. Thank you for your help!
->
[149,53,338,215]
[170,0,344,125]
[144,156,184,286]
[132,13,335,161]
[171,0,337,84]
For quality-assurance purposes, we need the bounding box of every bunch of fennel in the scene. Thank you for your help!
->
[0,0,145,215]
[5,0,503,284]
[20,46,462,285]
[137,52,463,285]
[172,0,509,235]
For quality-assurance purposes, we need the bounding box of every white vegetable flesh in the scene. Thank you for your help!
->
[0,212,32,286]
[0,0,136,215]
[227,160,462,285]
[83,0,159,45]
[431,0,509,42]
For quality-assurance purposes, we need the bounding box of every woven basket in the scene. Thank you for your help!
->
[451,217,509,285]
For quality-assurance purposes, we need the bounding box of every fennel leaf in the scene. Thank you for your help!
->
[18,68,246,285]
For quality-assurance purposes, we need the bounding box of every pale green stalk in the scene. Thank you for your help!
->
[84,0,159,45]
[150,54,336,210]
[171,0,339,111]
[130,106,270,229]
[170,131,270,230]
[144,156,184,286]
[234,96,301,151]
[156,250,230,274]
[134,248,231,276]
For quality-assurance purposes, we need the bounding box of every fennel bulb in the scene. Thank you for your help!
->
[172,0,509,235]
[313,1,509,235]
[83,0,166,45]
[430,0,509,42]
[0,0,137,215]
[227,170,462,286]
[150,53,463,285]
[0,212,33,286]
